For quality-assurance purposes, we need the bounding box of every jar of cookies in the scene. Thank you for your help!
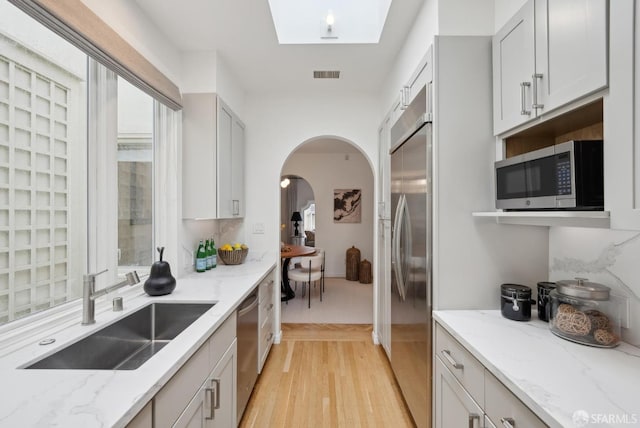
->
[549,278,621,347]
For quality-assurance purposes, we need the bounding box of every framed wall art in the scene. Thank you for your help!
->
[334,189,362,223]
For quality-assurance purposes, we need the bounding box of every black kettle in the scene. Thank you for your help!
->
[144,247,176,296]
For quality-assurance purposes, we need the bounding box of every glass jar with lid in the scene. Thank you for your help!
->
[549,278,621,347]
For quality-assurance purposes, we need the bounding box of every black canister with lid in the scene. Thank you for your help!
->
[500,283,533,321]
[537,281,556,322]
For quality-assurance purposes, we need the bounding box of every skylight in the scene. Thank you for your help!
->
[268,0,393,44]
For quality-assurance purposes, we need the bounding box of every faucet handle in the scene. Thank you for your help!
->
[125,271,140,285]
[84,268,108,282]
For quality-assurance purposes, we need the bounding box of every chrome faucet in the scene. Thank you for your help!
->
[82,269,140,325]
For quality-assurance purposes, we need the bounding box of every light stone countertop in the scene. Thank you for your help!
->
[0,251,277,428]
[434,310,640,428]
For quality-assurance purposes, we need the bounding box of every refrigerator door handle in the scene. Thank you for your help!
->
[400,194,412,301]
[393,194,409,301]
[391,194,402,297]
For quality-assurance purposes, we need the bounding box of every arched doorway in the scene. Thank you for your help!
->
[279,137,375,324]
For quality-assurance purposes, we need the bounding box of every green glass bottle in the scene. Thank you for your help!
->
[205,239,212,270]
[196,240,207,273]
[211,237,217,268]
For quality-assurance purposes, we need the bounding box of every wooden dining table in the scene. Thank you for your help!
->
[280,244,316,301]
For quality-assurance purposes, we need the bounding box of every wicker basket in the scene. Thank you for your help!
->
[217,248,248,265]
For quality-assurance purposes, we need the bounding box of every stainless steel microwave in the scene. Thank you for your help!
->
[495,140,604,210]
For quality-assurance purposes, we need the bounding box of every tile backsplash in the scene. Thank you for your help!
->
[549,227,640,346]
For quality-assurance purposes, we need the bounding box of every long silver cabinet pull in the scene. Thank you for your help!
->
[441,349,464,370]
[213,379,221,409]
[468,413,480,428]
[205,387,215,420]
[531,73,544,110]
[520,82,531,116]
[501,417,516,428]
[400,86,410,110]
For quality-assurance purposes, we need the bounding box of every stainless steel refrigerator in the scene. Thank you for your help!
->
[390,84,432,428]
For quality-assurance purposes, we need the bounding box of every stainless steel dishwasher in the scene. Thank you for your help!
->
[237,286,259,421]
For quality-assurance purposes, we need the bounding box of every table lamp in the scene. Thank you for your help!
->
[291,211,302,236]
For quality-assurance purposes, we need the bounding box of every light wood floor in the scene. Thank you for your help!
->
[239,324,415,428]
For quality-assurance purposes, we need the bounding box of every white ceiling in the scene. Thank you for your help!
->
[133,0,424,94]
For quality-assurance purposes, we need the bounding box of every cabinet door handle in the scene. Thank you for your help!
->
[441,349,464,370]
[468,413,480,428]
[520,82,531,116]
[205,386,215,420]
[400,86,410,110]
[232,199,240,216]
[501,417,516,428]
[531,73,544,110]
[213,379,221,409]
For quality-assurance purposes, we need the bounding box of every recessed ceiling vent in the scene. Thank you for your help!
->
[313,70,340,79]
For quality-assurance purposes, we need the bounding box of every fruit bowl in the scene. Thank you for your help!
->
[217,247,248,265]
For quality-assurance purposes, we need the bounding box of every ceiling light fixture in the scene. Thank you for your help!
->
[326,10,335,32]
[280,178,290,188]
[321,9,338,40]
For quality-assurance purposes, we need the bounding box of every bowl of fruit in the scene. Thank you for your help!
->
[217,243,248,265]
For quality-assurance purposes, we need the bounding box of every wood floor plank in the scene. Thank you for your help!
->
[240,324,415,428]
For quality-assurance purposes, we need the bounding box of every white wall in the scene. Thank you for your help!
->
[80,0,182,86]
[181,51,218,94]
[243,92,379,254]
[180,51,247,119]
[439,0,494,35]
[282,152,374,277]
[493,0,528,32]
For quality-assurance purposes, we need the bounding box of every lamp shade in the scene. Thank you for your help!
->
[290,211,302,222]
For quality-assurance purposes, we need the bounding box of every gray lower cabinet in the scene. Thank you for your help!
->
[127,402,153,428]
[174,340,237,428]
[258,268,275,373]
[153,313,237,428]
[434,323,546,428]
[434,357,483,427]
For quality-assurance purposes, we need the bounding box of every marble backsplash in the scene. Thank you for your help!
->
[549,227,640,346]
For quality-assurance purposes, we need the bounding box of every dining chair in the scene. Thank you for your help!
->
[288,254,323,308]
[314,248,325,292]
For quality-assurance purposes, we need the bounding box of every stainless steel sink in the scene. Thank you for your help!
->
[25,302,215,370]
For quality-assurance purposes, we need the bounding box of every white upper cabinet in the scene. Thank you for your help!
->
[182,93,245,219]
[605,0,640,231]
[217,99,245,218]
[493,1,536,134]
[401,47,433,111]
[493,0,608,135]
[536,0,608,113]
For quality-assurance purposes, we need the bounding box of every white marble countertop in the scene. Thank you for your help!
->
[0,251,276,428]
[434,310,640,428]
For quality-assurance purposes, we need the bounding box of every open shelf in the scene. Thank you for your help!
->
[472,210,610,228]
